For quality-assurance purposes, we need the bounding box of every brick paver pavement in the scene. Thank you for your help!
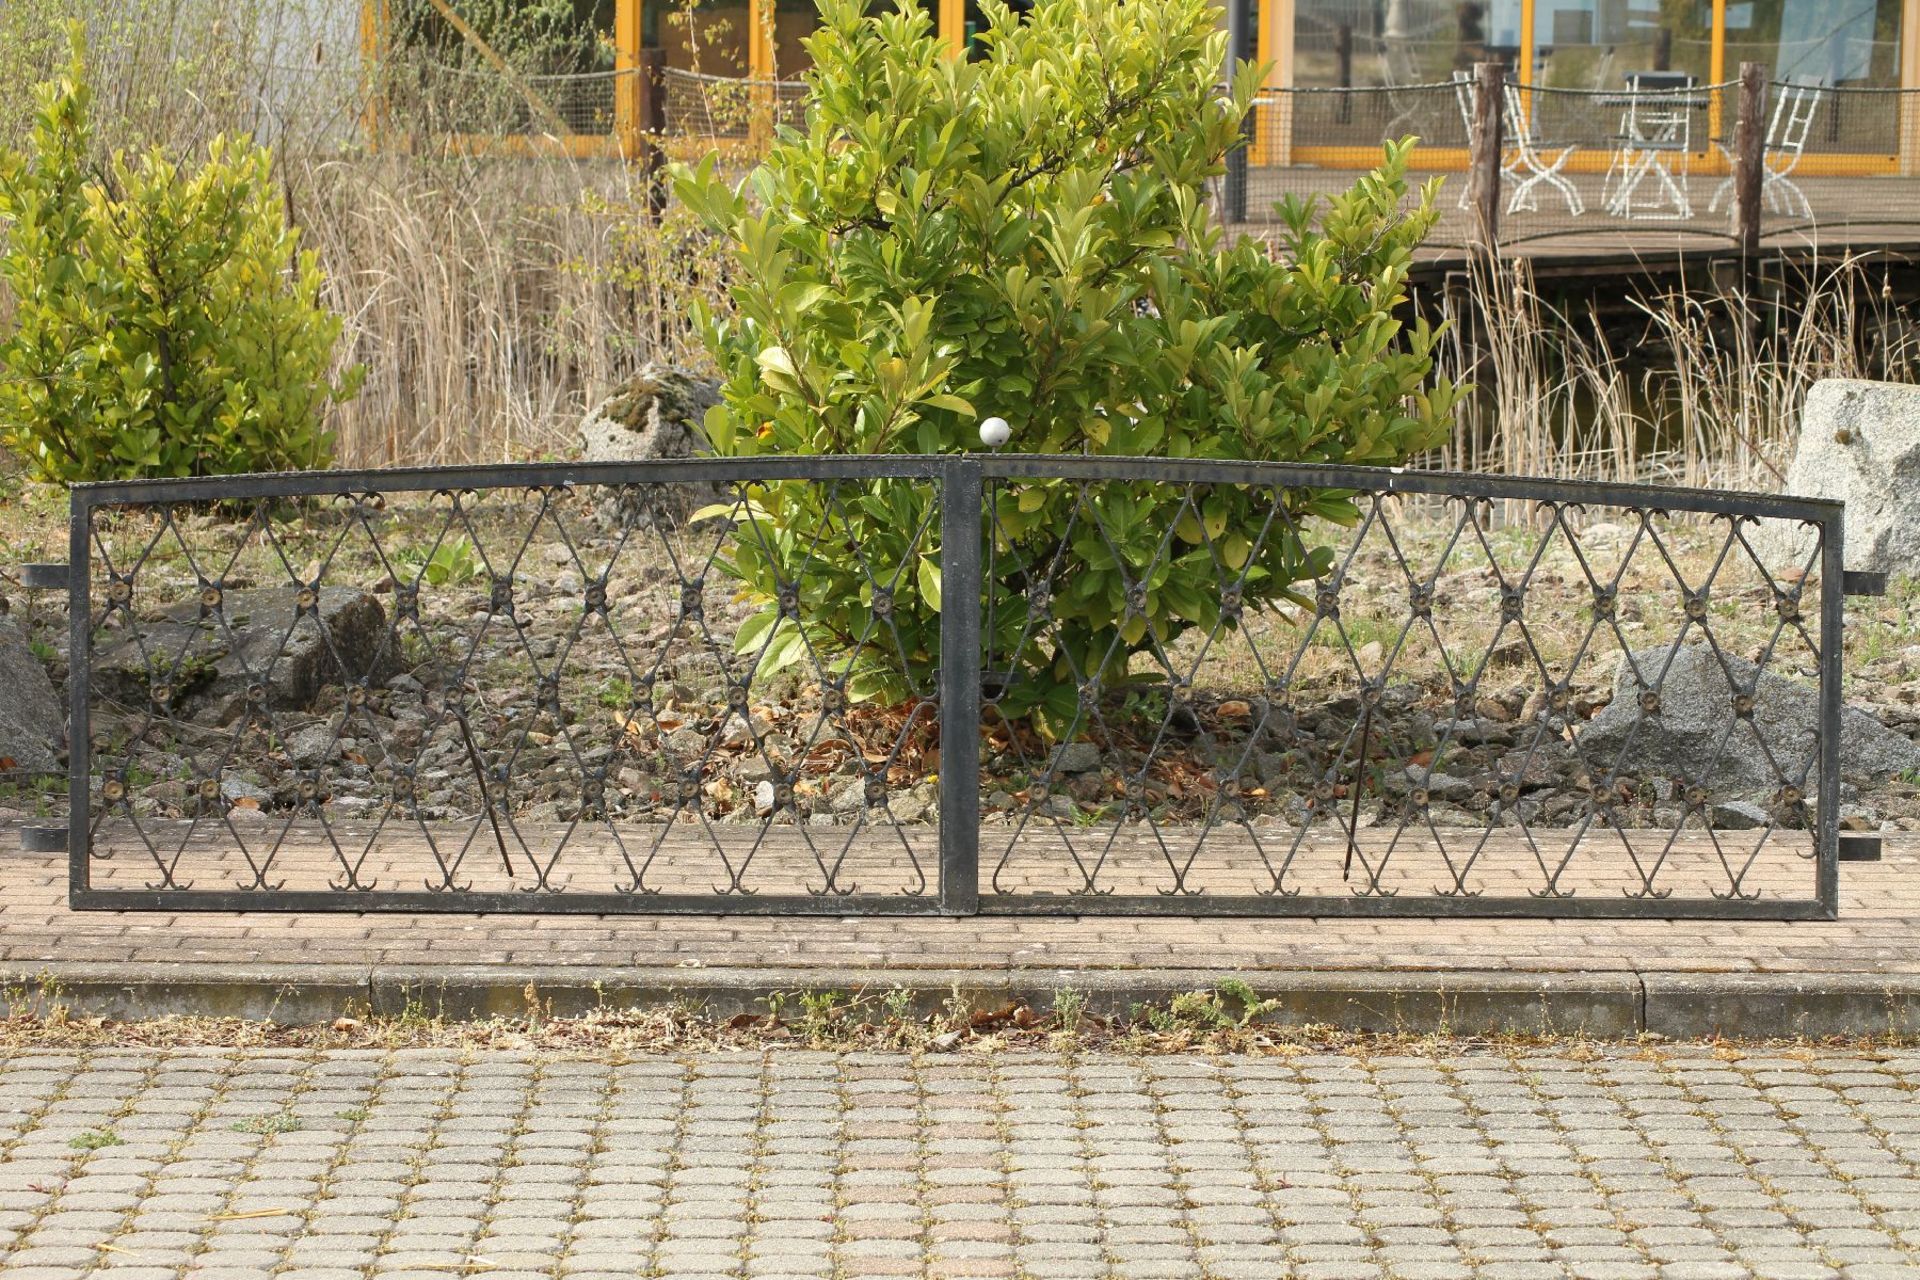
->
[4,837,1920,976]
[4,1044,1920,1279]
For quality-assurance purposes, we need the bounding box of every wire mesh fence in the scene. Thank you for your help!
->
[57,456,1848,919]
[658,69,809,143]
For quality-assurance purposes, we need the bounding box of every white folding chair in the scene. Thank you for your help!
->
[1603,72,1696,220]
[1501,83,1583,215]
[1710,79,1823,220]
[1450,72,1584,216]
[1377,40,1426,137]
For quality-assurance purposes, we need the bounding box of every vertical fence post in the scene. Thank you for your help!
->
[1468,61,1505,258]
[936,458,982,915]
[638,48,668,219]
[1733,62,1767,268]
[67,491,91,901]
[1223,0,1251,227]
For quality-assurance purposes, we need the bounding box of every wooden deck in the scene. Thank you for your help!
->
[81,817,1820,905]
[1239,167,1920,276]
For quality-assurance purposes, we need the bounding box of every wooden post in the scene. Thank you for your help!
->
[359,0,389,152]
[1334,23,1352,123]
[1469,61,1505,257]
[748,0,775,152]
[614,0,644,160]
[640,48,668,218]
[1270,0,1295,166]
[1708,0,1728,154]
[1732,62,1766,265]
[1901,0,1920,176]
[939,0,965,58]
[1251,0,1276,164]
[1224,0,1249,225]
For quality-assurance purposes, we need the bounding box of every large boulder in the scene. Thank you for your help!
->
[578,363,727,528]
[0,617,64,775]
[92,587,398,724]
[1577,643,1920,793]
[1765,378,1920,573]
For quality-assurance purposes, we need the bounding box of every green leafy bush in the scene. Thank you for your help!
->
[678,0,1461,722]
[0,32,360,482]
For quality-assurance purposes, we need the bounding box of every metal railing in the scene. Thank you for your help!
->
[59,456,1848,918]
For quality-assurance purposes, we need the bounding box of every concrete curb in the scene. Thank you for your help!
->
[1642,972,1920,1039]
[8,961,1920,1038]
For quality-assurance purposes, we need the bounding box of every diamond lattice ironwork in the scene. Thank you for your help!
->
[66,456,1845,919]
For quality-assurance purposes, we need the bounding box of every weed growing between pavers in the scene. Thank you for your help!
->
[7,980,1920,1057]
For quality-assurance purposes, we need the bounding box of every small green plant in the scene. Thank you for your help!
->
[335,1107,369,1123]
[0,27,360,481]
[796,989,847,1041]
[70,1129,124,1150]
[394,536,481,587]
[1138,979,1280,1033]
[597,676,633,710]
[678,0,1458,732]
[231,1112,302,1135]
[881,985,916,1022]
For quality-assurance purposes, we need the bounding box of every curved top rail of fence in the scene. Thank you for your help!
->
[68,455,1842,525]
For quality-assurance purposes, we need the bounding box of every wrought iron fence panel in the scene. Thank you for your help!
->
[970,457,1840,919]
[67,456,1842,919]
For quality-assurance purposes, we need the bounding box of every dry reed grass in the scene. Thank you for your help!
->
[1434,252,1920,492]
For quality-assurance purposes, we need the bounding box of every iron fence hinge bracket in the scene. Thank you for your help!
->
[19,563,69,591]
[18,826,68,854]
[1837,832,1882,863]
[1843,571,1887,598]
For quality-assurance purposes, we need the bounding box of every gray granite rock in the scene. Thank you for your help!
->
[0,617,63,774]
[92,587,398,723]
[1761,378,1920,573]
[1578,643,1920,791]
[578,364,726,529]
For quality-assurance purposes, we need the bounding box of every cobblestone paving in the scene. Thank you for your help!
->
[5,1047,1920,1279]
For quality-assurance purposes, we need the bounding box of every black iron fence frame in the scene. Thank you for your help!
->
[65,454,1846,920]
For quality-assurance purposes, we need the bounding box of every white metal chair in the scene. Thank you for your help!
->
[1709,79,1823,220]
[1501,83,1584,215]
[1377,40,1427,136]
[1602,72,1698,220]
[1450,72,1584,217]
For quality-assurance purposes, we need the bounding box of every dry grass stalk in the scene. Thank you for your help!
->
[1434,251,1920,494]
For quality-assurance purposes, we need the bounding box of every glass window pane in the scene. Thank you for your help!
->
[1530,0,1713,88]
[1728,0,1902,86]
[1294,0,1472,87]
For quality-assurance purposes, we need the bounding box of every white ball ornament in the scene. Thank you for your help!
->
[978,416,1011,447]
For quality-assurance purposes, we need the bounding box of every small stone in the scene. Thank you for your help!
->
[1710,800,1771,830]
[220,776,273,805]
[286,724,337,768]
[753,780,775,816]
[1049,742,1102,774]
[1839,803,1881,831]
[887,791,930,823]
